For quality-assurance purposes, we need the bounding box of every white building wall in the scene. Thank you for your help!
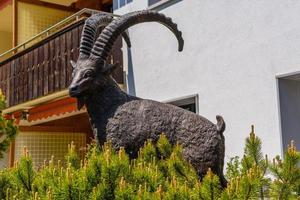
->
[115,0,300,160]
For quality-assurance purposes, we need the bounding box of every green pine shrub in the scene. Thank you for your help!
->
[0,127,299,200]
[269,141,300,199]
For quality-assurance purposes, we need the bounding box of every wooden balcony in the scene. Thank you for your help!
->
[0,18,124,108]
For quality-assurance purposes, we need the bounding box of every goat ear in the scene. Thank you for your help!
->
[70,60,76,69]
[102,62,120,75]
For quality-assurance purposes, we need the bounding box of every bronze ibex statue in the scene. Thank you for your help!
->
[69,10,227,187]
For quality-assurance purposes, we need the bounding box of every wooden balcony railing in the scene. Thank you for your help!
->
[0,18,124,108]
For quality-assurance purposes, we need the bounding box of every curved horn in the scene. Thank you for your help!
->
[79,13,111,58]
[90,10,184,63]
[79,13,131,59]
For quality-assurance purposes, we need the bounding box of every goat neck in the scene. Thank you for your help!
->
[85,79,138,145]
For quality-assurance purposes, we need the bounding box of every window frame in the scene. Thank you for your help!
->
[148,0,178,10]
[164,94,199,114]
[148,0,164,7]
[113,0,133,10]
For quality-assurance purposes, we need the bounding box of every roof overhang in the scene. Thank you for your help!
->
[2,89,69,115]
[17,96,86,126]
[2,84,125,125]
[2,90,83,126]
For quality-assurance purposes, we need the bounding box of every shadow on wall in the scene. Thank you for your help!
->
[126,47,136,96]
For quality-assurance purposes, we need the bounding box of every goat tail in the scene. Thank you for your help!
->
[216,115,225,133]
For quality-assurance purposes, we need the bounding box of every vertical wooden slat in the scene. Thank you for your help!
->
[21,56,25,103]
[14,59,19,105]
[13,60,17,105]
[33,48,39,99]
[2,64,6,98]
[49,39,55,93]
[38,45,44,96]
[27,51,33,100]
[60,34,66,88]
[13,58,17,105]
[4,64,8,98]
[44,42,49,95]
[72,26,79,61]
[18,56,23,104]
[23,53,28,102]
[2,64,6,97]
[9,61,14,106]
[6,64,10,105]
[78,23,83,38]
[66,30,73,85]
[15,57,19,104]
[18,56,23,103]
[54,37,60,90]
[17,57,22,104]
[77,24,83,64]
[2,64,7,98]
[4,64,8,99]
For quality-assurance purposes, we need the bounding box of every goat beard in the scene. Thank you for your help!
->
[77,96,86,110]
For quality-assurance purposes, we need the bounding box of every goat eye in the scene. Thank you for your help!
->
[83,70,93,78]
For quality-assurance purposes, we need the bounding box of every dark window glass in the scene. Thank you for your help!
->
[148,0,162,6]
[120,0,126,7]
[168,96,198,114]
[114,0,133,10]
[179,103,196,113]
[113,0,119,10]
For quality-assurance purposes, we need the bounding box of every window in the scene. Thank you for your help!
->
[113,0,133,10]
[178,103,196,113]
[148,0,162,6]
[148,0,181,9]
[119,0,126,7]
[166,95,198,114]
[278,74,300,153]
[113,0,118,10]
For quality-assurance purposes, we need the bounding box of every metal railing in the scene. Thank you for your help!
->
[0,8,119,61]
